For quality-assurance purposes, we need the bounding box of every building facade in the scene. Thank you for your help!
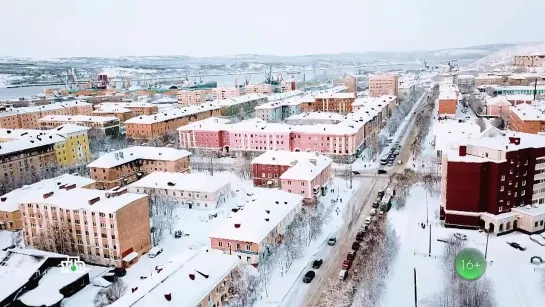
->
[438,83,459,118]
[300,93,357,113]
[38,115,120,136]
[92,106,134,124]
[211,87,242,100]
[514,55,545,67]
[369,74,399,97]
[509,103,545,134]
[177,90,208,106]
[96,102,159,116]
[0,101,93,129]
[485,96,511,117]
[245,84,274,95]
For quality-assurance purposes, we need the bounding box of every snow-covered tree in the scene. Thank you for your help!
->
[93,279,127,307]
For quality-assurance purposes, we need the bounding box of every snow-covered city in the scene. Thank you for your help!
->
[2,2,545,307]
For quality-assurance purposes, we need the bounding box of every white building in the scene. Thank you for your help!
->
[433,120,481,160]
[127,172,231,209]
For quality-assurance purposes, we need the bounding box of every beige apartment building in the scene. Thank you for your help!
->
[514,55,545,67]
[38,115,121,136]
[125,103,221,139]
[369,74,399,97]
[0,101,93,129]
[96,102,159,116]
[92,106,135,124]
[19,186,151,266]
[475,75,504,86]
[177,90,208,106]
[87,146,192,189]
[211,87,242,100]
[245,84,274,95]
[0,174,95,231]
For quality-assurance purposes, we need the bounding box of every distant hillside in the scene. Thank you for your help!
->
[471,42,545,69]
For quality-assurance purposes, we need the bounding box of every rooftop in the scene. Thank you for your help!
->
[97,102,157,108]
[506,94,535,101]
[285,112,345,122]
[38,115,119,123]
[485,96,511,106]
[433,120,481,153]
[50,124,90,135]
[0,134,65,156]
[213,93,266,107]
[87,146,191,168]
[0,250,49,302]
[128,172,231,193]
[439,83,459,100]
[111,250,239,307]
[0,174,95,212]
[314,92,356,99]
[125,103,220,124]
[209,189,303,243]
[92,106,132,114]
[280,154,332,181]
[511,103,545,121]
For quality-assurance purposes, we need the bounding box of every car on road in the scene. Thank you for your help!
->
[174,230,183,238]
[365,217,372,225]
[377,169,387,174]
[148,246,164,258]
[352,242,360,251]
[327,237,337,246]
[352,171,361,175]
[342,259,352,270]
[379,210,384,216]
[378,190,385,197]
[312,259,323,269]
[372,200,380,208]
[394,150,400,155]
[370,208,377,216]
[347,250,356,260]
[387,160,394,166]
[338,269,348,280]
[355,232,364,242]
[303,270,316,283]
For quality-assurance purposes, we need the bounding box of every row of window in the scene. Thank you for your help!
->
[25,204,114,218]
[217,241,252,251]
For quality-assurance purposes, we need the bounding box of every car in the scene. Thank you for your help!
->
[394,150,400,155]
[507,242,526,251]
[303,270,316,283]
[355,233,364,242]
[379,210,384,216]
[338,269,348,280]
[377,169,387,175]
[378,190,385,197]
[372,200,380,208]
[352,171,361,175]
[328,237,337,246]
[109,267,126,277]
[370,208,377,216]
[148,247,164,258]
[365,217,372,225]
[387,161,394,166]
[342,259,352,270]
[352,241,360,250]
[174,230,183,238]
[347,250,356,260]
[312,259,323,269]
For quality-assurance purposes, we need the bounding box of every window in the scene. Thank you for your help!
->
[246,243,251,250]
[508,190,511,195]
[301,191,305,195]
[287,181,292,185]
[262,173,265,178]
[501,175,505,181]
[500,186,504,192]
[498,206,503,212]
[522,190,526,196]
[236,243,240,250]
[522,180,526,186]
[218,241,223,247]
[301,182,305,186]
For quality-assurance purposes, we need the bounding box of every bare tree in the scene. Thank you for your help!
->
[151,216,166,246]
[33,221,77,255]
[10,231,23,248]
[93,279,127,307]
[229,264,260,307]
[475,117,487,132]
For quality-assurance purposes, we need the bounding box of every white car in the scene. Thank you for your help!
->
[364,217,372,225]
[338,269,348,280]
[370,209,377,216]
[148,247,164,258]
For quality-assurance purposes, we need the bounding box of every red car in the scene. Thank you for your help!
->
[342,259,352,270]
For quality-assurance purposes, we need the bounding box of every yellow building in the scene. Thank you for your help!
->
[0,124,91,167]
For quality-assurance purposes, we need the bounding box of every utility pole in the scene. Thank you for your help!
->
[484,229,490,259]
[428,224,432,257]
[413,268,418,307]
[533,78,538,101]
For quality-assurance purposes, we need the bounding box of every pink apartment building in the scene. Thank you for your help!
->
[485,96,512,116]
[211,87,242,100]
[209,189,303,266]
[245,84,274,95]
[369,74,399,97]
[177,90,207,106]
[251,151,333,203]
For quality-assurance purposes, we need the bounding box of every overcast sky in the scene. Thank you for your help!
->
[1,0,544,58]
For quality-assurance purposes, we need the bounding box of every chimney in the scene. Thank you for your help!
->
[43,192,54,199]
[88,197,100,205]
[0,197,6,202]
[189,274,195,280]
[508,137,521,145]
[459,145,467,157]
[115,152,119,160]
[265,218,270,222]
[234,223,241,228]
[65,184,76,190]
[309,159,317,166]
[265,209,270,214]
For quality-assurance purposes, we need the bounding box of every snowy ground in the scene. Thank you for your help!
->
[380,185,545,307]
[0,231,14,250]
[255,177,371,307]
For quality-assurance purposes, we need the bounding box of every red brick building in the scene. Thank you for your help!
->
[440,127,545,234]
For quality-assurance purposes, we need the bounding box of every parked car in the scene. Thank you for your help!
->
[328,237,337,246]
[338,269,348,280]
[370,208,377,216]
[377,169,387,174]
[372,200,380,208]
[378,190,385,197]
[365,217,372,225]
[352,241,360,251]
[303,270,316,283]
[174,230,183,238]
[507,242,526,251]
[355,233,364,242]
[312,259,323,269]
[148,247,164,258]
[379,210,384,216]
[109,267,126,277]
[352,171,361,175]
[347,250,356,261]
[387,161,394,166]
[342,259,353,270]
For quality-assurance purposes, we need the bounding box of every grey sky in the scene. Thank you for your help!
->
[1,0,544,58]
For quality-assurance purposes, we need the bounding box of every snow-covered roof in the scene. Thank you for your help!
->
[50,124,90,135]
[439,83,459,100]
[150,97,178,104]
[0,134,65,156]
[213,94,266,107]
[38,114,119,123]
[353,95,396,107]
[209,189,303,243]
[511,103,545,121]
[97,102,157,108]
[0,250,49,302]
[125,103,220,124]
[18,187,146,213]
[506,94,535,101]
[93,106,132,113]
[267,90,304,102]
[87,146,192,168]
[475,75,503,80]
[128,172,231,193]
[285,112,345,122]
[433,120,481,153]
[512,205,545,216]
[280,154,332,181]
[19,267,88,307]
[122,251,138,262]
[314,92,356,99]
[0,101,91,118]
[0,174,95,212]
[485,96,511,106]
[111,250,239,307]
[457,74,476,79]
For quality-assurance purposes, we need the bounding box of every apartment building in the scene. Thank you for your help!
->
[369,74,399,97]
[254,95,306,122]
[300,93,357,113]
[0,174,94,231]
[440,127,545,234]
[251,151,333,203]
[87,146,192,189]
[110,250,239,307]
[432,120,481,161]
[485,96,512,117]
[209,189,303,266]
[211,87,242,100]
[438,83,459,118]
[127,172,231,209]
[177,90,208,106]
[96,102,159,116]
[245,84,274,95]
[475,75,504,86]
[92,106,134,124]
[19,186,151,266]
[38,115,120,136]
[338,76,357,93]
[125,103,221,139]
[509,103,545,134]
[514,55,545,67]
[216,94,267,117]
[0,101,93,129]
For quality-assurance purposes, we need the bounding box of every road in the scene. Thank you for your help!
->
[301,91,429,307]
